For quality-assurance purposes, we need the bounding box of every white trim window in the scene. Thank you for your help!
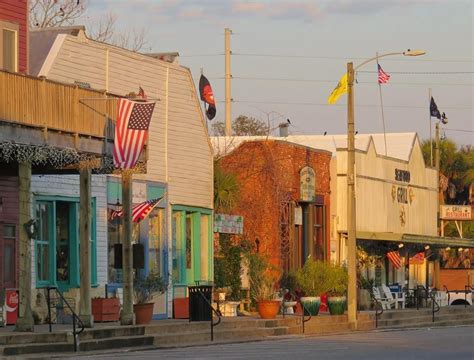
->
[0,21,19,72]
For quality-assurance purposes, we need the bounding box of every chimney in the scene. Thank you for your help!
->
[278,122,289,137]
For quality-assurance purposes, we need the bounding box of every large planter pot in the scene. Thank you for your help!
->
[134,303,154,325]
[92,298,120,322]
[327,296,347,315]
[357,289,371,310]
[300,296,320,316]
[257,300,281,319]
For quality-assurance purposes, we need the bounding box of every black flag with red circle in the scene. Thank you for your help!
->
[199,74,216,120]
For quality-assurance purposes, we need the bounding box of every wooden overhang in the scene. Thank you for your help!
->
[356,231,474,248]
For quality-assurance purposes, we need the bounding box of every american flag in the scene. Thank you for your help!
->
[387,250,402,269]
[113,98,155,169]
[109,197,163,223]
[378,64,390,84]
[409,251,425,265]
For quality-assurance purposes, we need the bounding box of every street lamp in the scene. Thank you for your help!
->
[346,49,426,326]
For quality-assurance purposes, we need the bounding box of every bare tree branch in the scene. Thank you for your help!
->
[30,0,87,28]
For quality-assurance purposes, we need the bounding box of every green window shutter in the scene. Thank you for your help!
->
[91,200,98,286]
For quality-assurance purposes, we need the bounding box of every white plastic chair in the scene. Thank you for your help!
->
[382,284,405,309]
[373,287,396,310]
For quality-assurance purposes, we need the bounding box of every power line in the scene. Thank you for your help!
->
[358,70,474,75]
[230,76,474,86]
[443,128,474,133]
[223,100,474,110]
[232,53,474,63]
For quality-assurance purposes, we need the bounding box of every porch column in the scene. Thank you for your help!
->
[79,168,94,327]
[15,162,34,332]
[120,171,134,325]
[433,260,441,290]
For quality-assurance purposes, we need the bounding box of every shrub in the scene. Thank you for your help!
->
[295,259,330,297]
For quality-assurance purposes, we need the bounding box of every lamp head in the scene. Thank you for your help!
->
[403,49,426,57]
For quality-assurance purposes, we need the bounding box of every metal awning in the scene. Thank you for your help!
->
[356,231,474,248]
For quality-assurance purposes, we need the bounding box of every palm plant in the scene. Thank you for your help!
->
[214,159,239,212]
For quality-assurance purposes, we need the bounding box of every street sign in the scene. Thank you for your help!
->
[440,205,472,220]
[214,214,243,234]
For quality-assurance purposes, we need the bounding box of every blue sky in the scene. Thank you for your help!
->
[88,0,473,145]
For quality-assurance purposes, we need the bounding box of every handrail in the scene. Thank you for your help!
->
[416,285,440,322]
[369,291,384,328]
[196,290,222,341]
[46,287,85,352]
[443,285,451,305]
[300,301,312,334]
[465,285,473,308]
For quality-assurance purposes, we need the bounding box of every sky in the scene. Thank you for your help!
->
[88,0,473,145]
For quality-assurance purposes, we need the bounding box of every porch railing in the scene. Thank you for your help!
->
[46,286,85,352]
[0,70,116,140]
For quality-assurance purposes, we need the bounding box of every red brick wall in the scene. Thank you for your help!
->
[220,140,331,267]
[0,0,28,73]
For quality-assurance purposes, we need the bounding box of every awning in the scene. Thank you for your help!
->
[356,231,474,248]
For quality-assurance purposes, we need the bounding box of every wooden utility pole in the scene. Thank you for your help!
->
[346,62,357,326]
[120,171,134,325]
[15,162,34,332]
[79,168,93,327]
[224,27,232,136]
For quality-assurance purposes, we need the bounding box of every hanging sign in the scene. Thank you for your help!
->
[214,214,244,234]
[294,207,303,225]
[300,166,316,202]
[440,205,472,220]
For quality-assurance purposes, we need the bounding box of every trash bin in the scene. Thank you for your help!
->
[188,285,213,321]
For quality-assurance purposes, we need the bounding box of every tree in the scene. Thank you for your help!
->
[29,0,149,52]
[212,115,270,136]
[213,160,239,212]
[421,138,473,205]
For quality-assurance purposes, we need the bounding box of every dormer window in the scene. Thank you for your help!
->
[0,21,19,72]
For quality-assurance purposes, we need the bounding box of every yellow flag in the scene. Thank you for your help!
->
[327,73,348,104]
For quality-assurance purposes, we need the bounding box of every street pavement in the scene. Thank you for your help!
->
[75,326,474,360]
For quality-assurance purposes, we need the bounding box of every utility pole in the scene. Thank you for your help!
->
[224,27,232,136]
[346,62,357,326]
[120,171,134,325]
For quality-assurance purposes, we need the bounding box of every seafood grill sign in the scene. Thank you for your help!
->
[300,166,316,202]
[440,205,472,220]
[214,214,244,234]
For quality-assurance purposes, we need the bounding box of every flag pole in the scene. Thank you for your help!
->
[376,53,388,156]
[429,88,433,167]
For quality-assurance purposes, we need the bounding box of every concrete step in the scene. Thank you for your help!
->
[378,312,474,326]
[0,341,72,356]
[377,317,474,330]
[79,334,155,352]
[79,325,145,341]
[303,321,352,335]
[0,332,69,346]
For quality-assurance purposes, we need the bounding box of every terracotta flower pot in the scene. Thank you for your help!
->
[134,303,154,325]
[257,300,281,319]
[92,298,120,322]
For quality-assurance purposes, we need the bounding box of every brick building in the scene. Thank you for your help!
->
[217,139,331,272]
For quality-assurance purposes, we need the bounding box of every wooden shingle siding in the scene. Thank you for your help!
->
[41,35,213,209]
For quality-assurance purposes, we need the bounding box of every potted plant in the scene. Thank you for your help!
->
[295,259,328,316]
[252,271,281,319]
[358,276,375,310]
[91,296,120,322]
[133,272,167,324]
[326,263,349,315]
[280,271,298,314]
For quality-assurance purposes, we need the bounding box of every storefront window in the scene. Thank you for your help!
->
[149,208,165,275]
[107,209,140,284]
[36,203,52,282]
[200,215,210,281]
[186,214,192,270]
[172,211,183,282]
[3,224,16,287]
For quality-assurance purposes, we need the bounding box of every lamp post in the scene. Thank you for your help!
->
[346,49,426,326]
